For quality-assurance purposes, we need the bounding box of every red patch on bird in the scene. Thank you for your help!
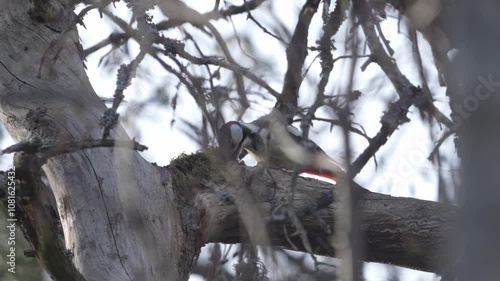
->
[300,168,338,181]
[224,121,239,126]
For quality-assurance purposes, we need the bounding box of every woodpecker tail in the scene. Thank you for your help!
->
[299,168,339,181]
[303,153,345,181]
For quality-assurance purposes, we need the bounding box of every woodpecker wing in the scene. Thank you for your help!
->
[251,116,345,179]
[284,124,325,155]
[283,126,345,180]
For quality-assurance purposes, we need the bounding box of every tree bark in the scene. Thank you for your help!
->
[0,0,457,280]
[193,161,456,274]
[0,1,186,280]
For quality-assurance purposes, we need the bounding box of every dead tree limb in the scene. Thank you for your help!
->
[179,153,457,275]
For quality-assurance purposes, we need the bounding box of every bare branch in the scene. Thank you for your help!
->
[275,0,321,122]
[350,89,418,177]
[156,0,266,30]
[83,32,130,57]
[357,1,455,130]
[174,49,280,98]
[245,6,286,44]
[157,0,250,110]
[1,138,147,158]
[301,2,349,140]
[198,159,456,275]
[293,117,371,142]
[428,129,454,160]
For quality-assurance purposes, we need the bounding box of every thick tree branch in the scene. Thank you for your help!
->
[350,89,417,176]
[1,148,457,277]
[183,153,456,275]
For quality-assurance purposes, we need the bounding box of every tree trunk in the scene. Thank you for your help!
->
[0,1,185,280]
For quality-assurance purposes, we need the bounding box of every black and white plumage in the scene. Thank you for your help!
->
[218,117,344,180]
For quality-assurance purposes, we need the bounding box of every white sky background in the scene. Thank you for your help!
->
[0,0,459,280]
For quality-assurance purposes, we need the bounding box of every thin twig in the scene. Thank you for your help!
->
[374,20,394,56]
[300,2,348,140]
[428,129,454,160]
[156,0,266,30]
[293,117,371,142]
[245,1,286,44]
[174,48,280,98]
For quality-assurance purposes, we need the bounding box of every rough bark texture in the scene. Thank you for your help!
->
[0,0,458,280]
[0,1,186,280]
[194,158,456,274]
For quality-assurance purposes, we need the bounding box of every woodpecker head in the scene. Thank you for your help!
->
[218,121,254,162]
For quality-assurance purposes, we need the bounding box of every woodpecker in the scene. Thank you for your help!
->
[218,117,344,181]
